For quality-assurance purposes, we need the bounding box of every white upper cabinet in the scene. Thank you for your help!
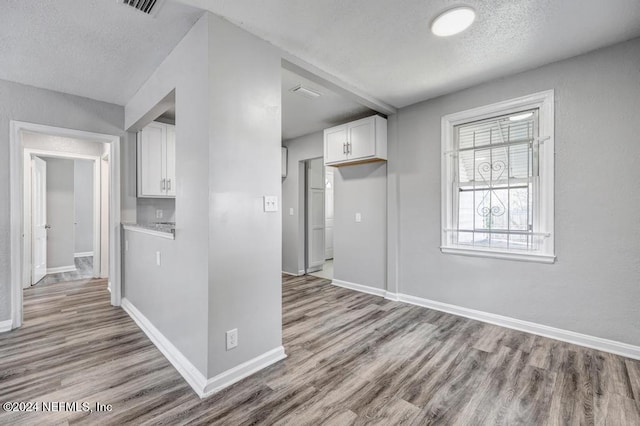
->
[137,121,176,198]
[324,115,387,166]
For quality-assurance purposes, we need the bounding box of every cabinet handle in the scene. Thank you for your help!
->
[347,141,351,154]
[167,179,171,190]
[161,179,166,191]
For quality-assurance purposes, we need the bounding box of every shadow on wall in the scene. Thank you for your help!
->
[337,161,386,180]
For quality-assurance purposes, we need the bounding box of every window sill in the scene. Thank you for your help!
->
[440,246,556,264]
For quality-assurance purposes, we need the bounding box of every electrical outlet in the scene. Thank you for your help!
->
[156,251,161,266]
[263,196,278,212]
[355,212,362,223]
[156,209,163,219]
[226,329,238,350]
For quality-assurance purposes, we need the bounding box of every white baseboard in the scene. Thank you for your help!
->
[74,251,94,258]
[121,298,287,398]
[282,270,303,277]
[396,293,640,361]
[331,279,387,298]
[47,265,77,274]
[0,319,13,333]
[332,283,640,361]
[384,292,400,302]
[121,298,208,396]
[202,346,287,397]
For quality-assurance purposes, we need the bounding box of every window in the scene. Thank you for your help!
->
[441,91,555,263]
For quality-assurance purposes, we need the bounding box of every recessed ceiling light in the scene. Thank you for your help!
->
[431,7,476,37]
[509,112,534,121]
[290,85,321,99]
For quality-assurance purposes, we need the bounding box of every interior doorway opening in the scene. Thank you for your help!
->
[24,146,108,287]
[305,159,334,280]
[9,121,121,330]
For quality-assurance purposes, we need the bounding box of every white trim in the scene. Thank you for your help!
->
[396,293,640,361]
[123,225,175,240]
[0,320,13,333]
[202,346,287,397]
[440,90,555,262]
[46,265,77,274]
[74,252,94,258]
[383,292,400,302]
[121,298,287,398]
[336,283,640,361]
[331,279,387,298]
[281,271,303,277]
[440,247,556,264]
[121,298,208,397]
[10,121,121,329]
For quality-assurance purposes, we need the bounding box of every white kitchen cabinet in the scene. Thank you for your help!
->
[137,121,176,198]
[324,115,387,166]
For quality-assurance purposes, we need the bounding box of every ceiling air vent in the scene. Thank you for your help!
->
[119,0,164,16]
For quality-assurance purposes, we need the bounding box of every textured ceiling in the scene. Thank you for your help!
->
[282,68,373,140]
[0,0,203,105]
[177,0,640,108]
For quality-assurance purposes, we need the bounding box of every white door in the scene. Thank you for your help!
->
[324,167,334,260]
[347,119,376,160]
[306,158,325,273]
[165,124,176,197]
[324,125,347,164]
[32,156,47,284]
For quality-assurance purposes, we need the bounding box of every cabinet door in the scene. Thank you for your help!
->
[347,118,376,160]
[324,125,348,164]
[165,124,176,197]
[138,122,166,197]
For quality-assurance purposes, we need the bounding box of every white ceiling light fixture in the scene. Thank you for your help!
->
[431,6,476,37]
[290,85,322,99]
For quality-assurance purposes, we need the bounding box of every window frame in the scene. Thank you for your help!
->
[440,90,555,263]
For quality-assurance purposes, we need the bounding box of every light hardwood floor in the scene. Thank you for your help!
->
[1,274,640,425]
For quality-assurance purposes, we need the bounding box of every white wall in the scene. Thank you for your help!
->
[282,131,323,275]
[0,79,125,323]
[390,37,640,346]
[206,13,283,377]
[124,14,210,376]
[44,157,75,269]
[74,159,94,255]
[334,162,387,290]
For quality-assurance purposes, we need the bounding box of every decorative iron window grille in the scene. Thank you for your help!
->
[448,109,545,251]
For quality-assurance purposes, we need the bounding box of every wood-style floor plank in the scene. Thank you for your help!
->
[1,274,640,424]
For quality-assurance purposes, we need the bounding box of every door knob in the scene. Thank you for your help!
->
[44,224,52,229]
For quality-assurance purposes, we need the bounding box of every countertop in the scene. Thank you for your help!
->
[122,222,175,239]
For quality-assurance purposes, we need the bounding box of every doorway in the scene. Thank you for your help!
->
[9,121,121,329]
[25,151,105,287]
[304,158,335,280]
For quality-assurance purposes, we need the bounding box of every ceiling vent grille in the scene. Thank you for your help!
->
[119,0,163,15]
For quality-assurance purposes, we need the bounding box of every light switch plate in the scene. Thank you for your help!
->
[289,207,294,216]
[156,209,163,219]
[264,195,278,212]
[156,251,161,266]
[355,213,362,223]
